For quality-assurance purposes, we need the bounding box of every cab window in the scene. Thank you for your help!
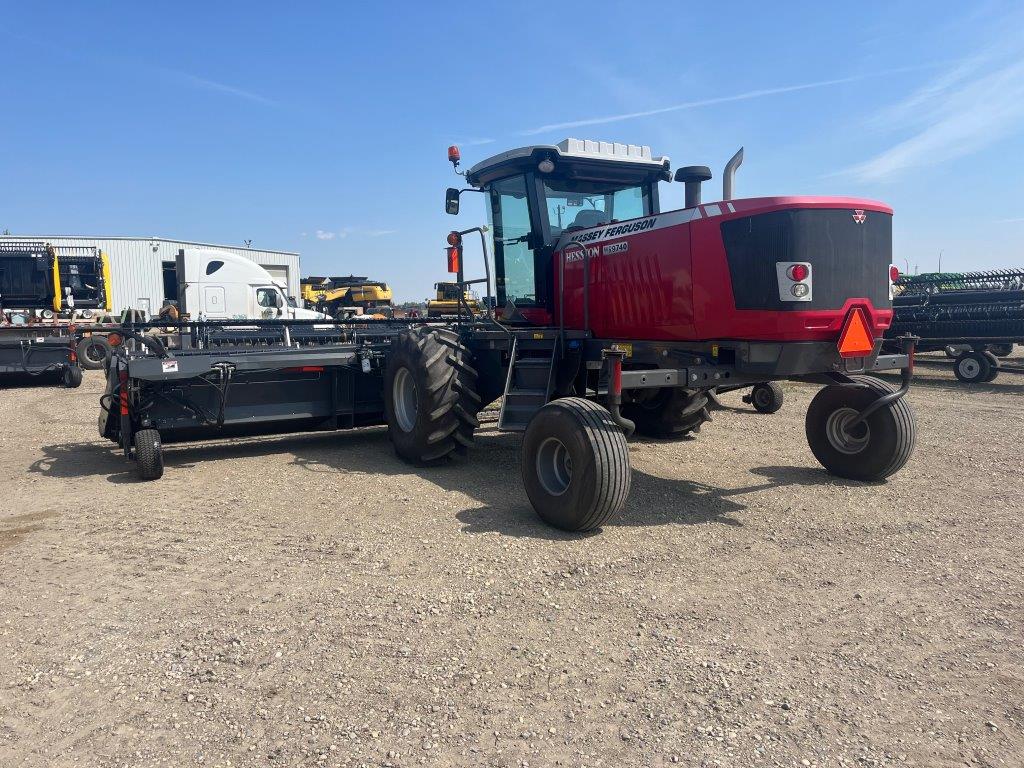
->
[542,181,651,242]
[489,175,538,307]
[256,288,278,308]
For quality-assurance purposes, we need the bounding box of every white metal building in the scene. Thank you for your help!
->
[0,235,301,315]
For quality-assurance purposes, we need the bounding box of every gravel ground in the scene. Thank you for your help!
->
[1,356,1022,767]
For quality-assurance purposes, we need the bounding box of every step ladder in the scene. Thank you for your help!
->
[497,334,559,431]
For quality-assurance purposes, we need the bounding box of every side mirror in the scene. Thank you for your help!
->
[445,188,460,215]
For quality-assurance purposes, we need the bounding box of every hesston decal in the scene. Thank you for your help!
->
[563,244,599,263]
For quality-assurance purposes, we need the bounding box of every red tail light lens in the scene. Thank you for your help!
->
[889,265,900,282]
[787,264,810,282]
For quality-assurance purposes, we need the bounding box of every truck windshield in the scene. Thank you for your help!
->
[543,180,650,241]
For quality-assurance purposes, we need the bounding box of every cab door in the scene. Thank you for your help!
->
[489,174,549,323]
[203,286,227,318]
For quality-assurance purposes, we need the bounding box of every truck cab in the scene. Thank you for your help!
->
[175,248,326,320]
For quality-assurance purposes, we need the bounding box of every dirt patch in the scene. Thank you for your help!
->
[0,358,1022,767]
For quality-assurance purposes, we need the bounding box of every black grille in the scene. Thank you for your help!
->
[720,209,892,310]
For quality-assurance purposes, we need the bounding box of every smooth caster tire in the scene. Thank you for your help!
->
[522,397,631,531]
[746,382,784,414]
[63,365,83,388]
[953,351,991,383]
[134,429,164,480]
[806,375,916,482]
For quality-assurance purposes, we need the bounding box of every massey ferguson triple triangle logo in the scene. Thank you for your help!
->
[852,209,867,224]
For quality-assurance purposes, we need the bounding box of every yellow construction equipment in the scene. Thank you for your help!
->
[426,281,480,317]
[301,275,393,317]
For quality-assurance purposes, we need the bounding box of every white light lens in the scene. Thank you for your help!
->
[538,159,555,173]
[791,283,810,298]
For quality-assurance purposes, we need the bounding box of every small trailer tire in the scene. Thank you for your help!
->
[63,365,83,388]
[77,336,111,370]
[385,326,480,464]
[987,343,1014,358]
[134,429,164,480]
[748,382,784,414]
[953,351,992,383]
[980,351,1000,382]
[522,397,631,531]
[806,375,916,482]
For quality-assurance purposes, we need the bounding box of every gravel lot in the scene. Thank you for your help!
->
[1,357,1022,767]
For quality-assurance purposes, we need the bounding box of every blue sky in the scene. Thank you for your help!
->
[2,1,1022,300]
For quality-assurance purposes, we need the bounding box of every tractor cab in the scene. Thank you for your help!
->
[448,139,671,321]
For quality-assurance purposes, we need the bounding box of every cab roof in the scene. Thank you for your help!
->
[465,138,671,188]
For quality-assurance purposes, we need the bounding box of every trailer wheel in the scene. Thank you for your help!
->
[953,351,992,383]
[385,326,480,464]
[982,351,1000,383]
[806,375,916,481]
[622,387,710,438]
[77,336,111,370]
[63,365,83,388]
[134,429,164,480]
[522,397,631,531]
[987,343,1014,358]
[748,382,784,414]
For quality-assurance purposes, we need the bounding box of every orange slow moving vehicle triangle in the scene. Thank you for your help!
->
[837,307,874,358]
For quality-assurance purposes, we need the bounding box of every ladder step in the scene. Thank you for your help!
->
[506,388,547,397]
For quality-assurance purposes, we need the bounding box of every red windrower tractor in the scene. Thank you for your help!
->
[411,138,917,529]
[97,137,918,533]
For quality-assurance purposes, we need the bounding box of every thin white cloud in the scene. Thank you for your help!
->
[996,217,1024,223]
[315,230,335,240]
[164,69,277,106]
[366,229,397,237]
[455,138,496,146]
[844,52,1024,182]
[519,67,933,136]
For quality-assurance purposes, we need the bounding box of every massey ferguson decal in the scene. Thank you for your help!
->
[852,209,867,224]
[569,216,658,244]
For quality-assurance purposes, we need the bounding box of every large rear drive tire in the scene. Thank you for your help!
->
[806,375,916,481]
[522,397,631,531]
[77,336,111,371]
[622,387,710,439]
[134,428,164,480]
[748,382,784,414]
[953,350,991,383]
[63,365,83,388]
[385,326,480,464]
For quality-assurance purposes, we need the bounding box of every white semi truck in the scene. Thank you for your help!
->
[174,248,324,321]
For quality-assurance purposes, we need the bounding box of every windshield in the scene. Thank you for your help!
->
[542,180,650,242]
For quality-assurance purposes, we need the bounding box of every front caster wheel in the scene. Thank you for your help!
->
[134,428,164,480]
[806,375,915,481]
[522,397,631,532]
[745,382,784,414]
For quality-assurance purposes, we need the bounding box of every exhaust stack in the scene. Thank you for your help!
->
[674,166,713,208]
[723,147,744,201]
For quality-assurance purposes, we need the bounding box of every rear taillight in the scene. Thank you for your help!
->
[787,264,810,282]
[888,264,899,300]
[776,261,812,302]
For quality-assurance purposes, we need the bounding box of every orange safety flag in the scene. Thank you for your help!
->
[837,307,874,358]
[446,246,461,274]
